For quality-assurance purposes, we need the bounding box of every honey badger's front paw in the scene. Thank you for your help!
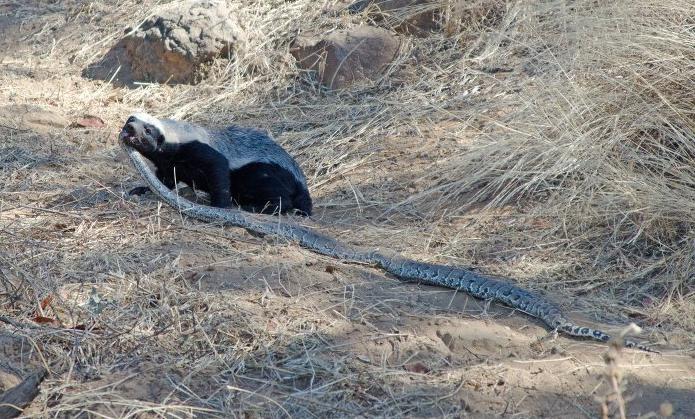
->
[128,186,151,196]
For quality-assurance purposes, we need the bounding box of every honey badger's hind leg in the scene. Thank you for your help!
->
[231,162,312,216]
[292,188,313,217]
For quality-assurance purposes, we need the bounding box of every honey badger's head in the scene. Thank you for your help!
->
[119,113,165,156]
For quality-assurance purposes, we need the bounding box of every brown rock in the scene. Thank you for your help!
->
[291,26,400,90]
[83,1,245,86]
[70,115,105,129]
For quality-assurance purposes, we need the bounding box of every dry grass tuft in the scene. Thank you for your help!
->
[423,0,695,333]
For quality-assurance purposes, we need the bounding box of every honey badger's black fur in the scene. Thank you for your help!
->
[120,113,312,216]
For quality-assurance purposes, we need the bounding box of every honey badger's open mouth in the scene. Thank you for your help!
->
[118,125,139,145]
[118,131,133,142]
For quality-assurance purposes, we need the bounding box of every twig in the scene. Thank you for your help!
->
[0,315,39,330]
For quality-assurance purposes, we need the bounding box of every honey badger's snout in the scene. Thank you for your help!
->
[119,119,139,143]
[119,117,154,152]
[124,122,137,137]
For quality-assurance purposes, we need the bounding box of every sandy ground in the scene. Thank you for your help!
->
[1,1,694,418]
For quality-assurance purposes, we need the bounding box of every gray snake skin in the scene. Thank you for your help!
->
[122,142,657,353]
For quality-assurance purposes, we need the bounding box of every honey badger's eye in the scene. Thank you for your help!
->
[145,127,152,135]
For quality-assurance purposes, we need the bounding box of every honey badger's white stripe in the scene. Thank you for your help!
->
[121,136,657,353]
[130,112,166,134]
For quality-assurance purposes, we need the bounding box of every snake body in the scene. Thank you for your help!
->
[122,142,656,353]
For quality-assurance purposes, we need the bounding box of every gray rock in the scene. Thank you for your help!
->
[84,1,245,85]
[291,26,400,90]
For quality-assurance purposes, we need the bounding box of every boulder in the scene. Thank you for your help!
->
[291,26,400,90]
[84,1,245,86]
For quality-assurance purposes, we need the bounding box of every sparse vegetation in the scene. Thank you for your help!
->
[0,0,693,417]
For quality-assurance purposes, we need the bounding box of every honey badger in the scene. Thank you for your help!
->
[120,113,312,216]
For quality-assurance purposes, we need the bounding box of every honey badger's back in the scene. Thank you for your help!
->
[212,125,309,190]
[156,117,307,187]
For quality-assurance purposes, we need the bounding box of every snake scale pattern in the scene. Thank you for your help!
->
[122,142,656,353]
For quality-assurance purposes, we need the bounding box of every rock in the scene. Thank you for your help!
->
[291,26,400,90]
[0,104,69,133]
[84,1,245,86]
[70,115,105,129]
[347,0,440,35]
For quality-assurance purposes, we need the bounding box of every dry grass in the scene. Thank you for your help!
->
[1,0,694,417]
[425,0,695,332]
